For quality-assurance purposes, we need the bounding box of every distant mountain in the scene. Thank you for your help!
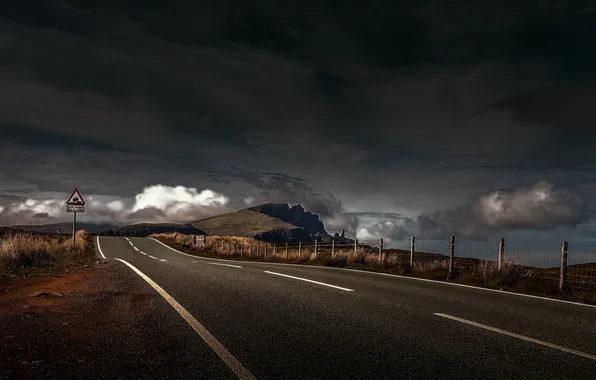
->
[4,203,355,243]
[11,222,119,234]
[248,203,328,235]
[192,203,355,244]
[97,223,205,237]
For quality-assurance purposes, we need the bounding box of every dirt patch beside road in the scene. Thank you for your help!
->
[0,261,227,380]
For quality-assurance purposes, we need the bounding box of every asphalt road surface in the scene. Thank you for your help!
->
[96,236,596,380]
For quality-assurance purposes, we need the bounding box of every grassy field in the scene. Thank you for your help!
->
[0,229,97,280]
[151,232,596,305]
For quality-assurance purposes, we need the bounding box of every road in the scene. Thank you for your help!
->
[96,236,596,380]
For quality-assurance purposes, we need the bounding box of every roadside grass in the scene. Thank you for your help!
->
[0,230,96,280]
[151,233,596,305]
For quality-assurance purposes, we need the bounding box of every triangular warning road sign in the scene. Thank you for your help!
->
[66,188,85,205]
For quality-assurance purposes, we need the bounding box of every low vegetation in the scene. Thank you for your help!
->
[152,232,596,305]
[0,230,96,279]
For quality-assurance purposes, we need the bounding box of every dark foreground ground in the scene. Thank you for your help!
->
[0,261,235,380]
[1,236,596,380]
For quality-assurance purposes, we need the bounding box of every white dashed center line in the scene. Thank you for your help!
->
[264,271,354,292]
[208,262,243,268]
[126,238,166,262]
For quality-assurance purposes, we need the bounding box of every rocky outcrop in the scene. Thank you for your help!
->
[248,203,327,236]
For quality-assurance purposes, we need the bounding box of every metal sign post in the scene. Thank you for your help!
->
[66,188,86,247]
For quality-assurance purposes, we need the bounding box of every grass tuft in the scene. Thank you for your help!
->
[0,230,95,279]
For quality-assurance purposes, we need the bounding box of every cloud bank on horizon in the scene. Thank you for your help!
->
[0,180,589,243]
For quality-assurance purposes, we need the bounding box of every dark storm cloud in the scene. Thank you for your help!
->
[3,0,593,173]
[207,167,342,216]
[1,0,596,242]
[1,122,123,151]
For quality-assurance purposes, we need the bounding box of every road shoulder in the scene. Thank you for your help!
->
[0,261,235,380]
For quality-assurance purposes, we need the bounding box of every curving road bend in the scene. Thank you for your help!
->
[96,236,596,380]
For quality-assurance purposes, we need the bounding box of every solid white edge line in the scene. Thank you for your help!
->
[96,236,106,259]
[160,259,167,262]
[434,313,596,361]
[148,238,596,309]
[264,271,354,292]
[208,262,243,268]
[113,258,257,380]
[134,246,139,251]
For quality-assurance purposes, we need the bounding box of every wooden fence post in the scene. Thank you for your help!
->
[559,241,568,292]
[249,245,252,257]
[273,244,276,255]
[331,239,335,258]
[264,244,268,258]
[285,242,288,257]
[354,239,357,254]
[257,245,260,258]
[379,238,383,264]
[314,239,318,259]
[241,244,244,257]
[298,241,302,256]
[498,238,505,271]
[410,236,415,267]
[449,236,455,275]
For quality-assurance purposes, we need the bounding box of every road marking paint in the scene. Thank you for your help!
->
[160,259,167,262]
[208,262,243,268]
[141,252,147,256]
[434,313,596,361]
[148,255,158,260]
[133,246,139,251]
[264,271,354,292]
[114,259,257,380]
[148,238,596,309]
[96,236,106,259]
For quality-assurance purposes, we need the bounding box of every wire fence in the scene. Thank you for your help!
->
[181,234,596,292]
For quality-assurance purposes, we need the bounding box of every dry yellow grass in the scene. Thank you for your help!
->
[150,232,596,304]
[152,233,389,265]
[0,231,92,276]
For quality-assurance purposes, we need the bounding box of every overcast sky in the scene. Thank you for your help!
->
[1,1,596,246]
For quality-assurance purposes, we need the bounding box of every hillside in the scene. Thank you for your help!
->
[192,203,355,244]
[191,209,306,239]
[247,203,327,235]
[11,222,119,234]
[98,223,205,237]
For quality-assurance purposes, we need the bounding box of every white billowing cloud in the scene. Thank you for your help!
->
[15,198,62,215]
[244,196,256,205]
[106,200,125,212]
[356,220,412,243]
[417,180,589,239]
[322,213,360,238]
[128,185,231,223]
[132,185,229,212]
[0,184,232,226]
